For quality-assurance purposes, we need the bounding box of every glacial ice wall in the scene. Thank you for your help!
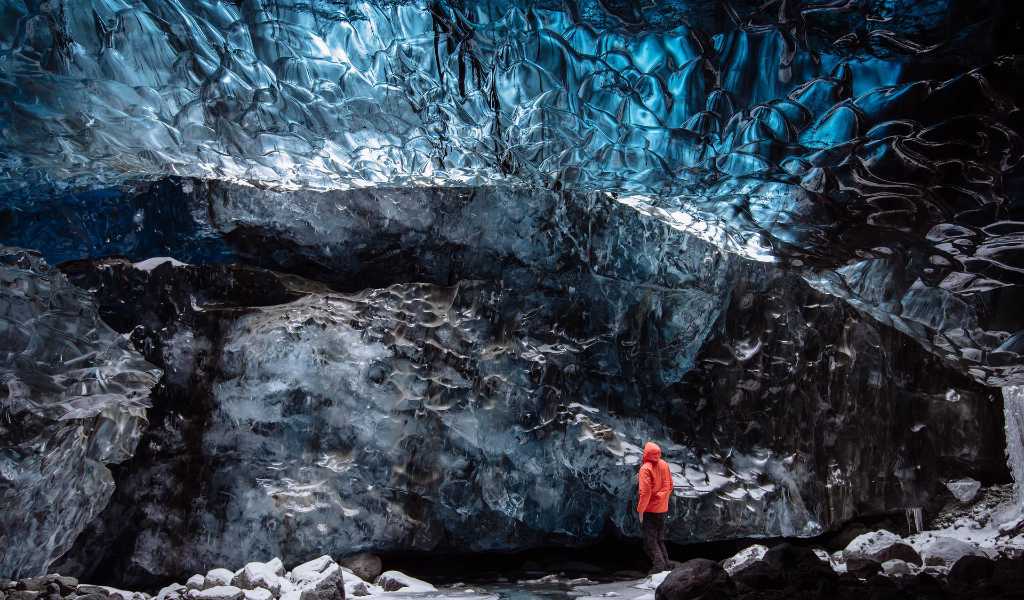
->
[1004,386,1024,517]
[49,188,1007,587]
[0,248,161,578]
[2,0,1023,384]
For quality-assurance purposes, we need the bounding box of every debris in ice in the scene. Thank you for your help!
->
[721,545,768,575]
[133,257,189,271]
[945,479,982,504]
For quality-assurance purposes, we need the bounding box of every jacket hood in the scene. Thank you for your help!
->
[643,442,661,463]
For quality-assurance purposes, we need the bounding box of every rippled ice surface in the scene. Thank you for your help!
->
[2,0,1023,383]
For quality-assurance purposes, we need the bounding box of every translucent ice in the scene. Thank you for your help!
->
[0,248,161,577]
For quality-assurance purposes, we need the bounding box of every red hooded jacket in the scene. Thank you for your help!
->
[637,442,673,514]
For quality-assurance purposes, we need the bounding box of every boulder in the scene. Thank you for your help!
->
[6,592,38,600]
[847,559,881,578]
[947,555,995,587]
[374,572,435,593]
[991,556,1024,589]
[730,561,782,591]
[234,560,285,594]
[290,557,336,585]
[242,589,273,600]
[880,559,913,576]
[912,535,987,567]
[760,544,836,592]
[720,545,768,576]
[654,559,734,600]
[77,585,115,597]
[300,569,343,600]
[155,584,185,600]
[289,557,345,600]
[339,555,382,584]
[188,588,243,600]
[204,571,236,589]
[18,577,77,594]
[185,577,205,591]
[843,530,922,571]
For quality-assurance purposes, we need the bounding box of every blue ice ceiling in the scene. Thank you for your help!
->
[1,0,1024,384]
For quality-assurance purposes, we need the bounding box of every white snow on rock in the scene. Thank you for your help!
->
[881,560,913,576]
[235,559,286,594]
[189,586,244,600]
[93,586,143,600]
[243,588,274,600]
[157,584,186,600]
[340,572,383,597]
[289,556,337,585]
[844,530,902,556]
[375,571,437,593]
[946,479,982,504]
[633,571,670,590]
[908,534,989,566]
[186,576,206,591]
[721,544,768,575]
[206,570,237,589]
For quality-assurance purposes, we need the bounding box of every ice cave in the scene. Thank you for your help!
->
[2,0,1024,599]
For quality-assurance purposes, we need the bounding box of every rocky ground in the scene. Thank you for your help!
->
[7,501,1024,600]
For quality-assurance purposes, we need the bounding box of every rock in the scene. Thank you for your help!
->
[233,560,285,594]
[289,557,345,600]
[654,559,734,600]
[761,544,836,591]
[731,561,782,591]
[720,545,768,576]
[847,559,881,578]
[18,577,77,594]
[338,555,381,584]
[880,559,913,576]
[945,478,982,503]
[374,572,435,593]
[6,592,39,600]
[912,535,987,567]
[242,589,273,600]
[636,572,671,591]
[204,571,236,589]
[298,569,344,600]
[990,556,1024,589]
[155,584,186,600]
[188,587,243,600]
[0,581,15,592]
[341,578,379,599]
[185,577,205,592]
[843,530,923,571]
[290,557,336,585]
[567,578,596,586]
[948,555,995,587]
[77,586,114,597]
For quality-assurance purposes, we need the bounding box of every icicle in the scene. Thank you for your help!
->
[1001,386,1024,517]
[904,507,923,534]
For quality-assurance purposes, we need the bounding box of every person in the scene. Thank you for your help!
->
[637,441,673,573]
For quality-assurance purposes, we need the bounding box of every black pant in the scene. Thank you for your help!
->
[642,512,670,571]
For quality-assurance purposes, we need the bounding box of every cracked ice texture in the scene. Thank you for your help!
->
[2,0,1023,383]
[0,248,161,578]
